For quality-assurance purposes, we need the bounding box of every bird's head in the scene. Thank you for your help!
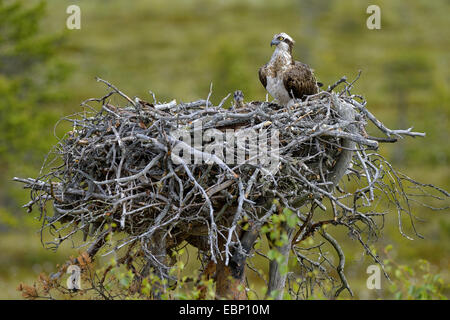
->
[270,32,295,52]
[233,90,244,109]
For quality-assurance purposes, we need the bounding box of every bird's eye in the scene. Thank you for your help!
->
[278,36,284,41]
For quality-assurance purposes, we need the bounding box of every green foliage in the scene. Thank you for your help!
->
[261,201,295,249]
[0,0,71,227]
[262,202,300,281]
[0,0,67,158]
[384,246,448,300]
[30,248,218,300]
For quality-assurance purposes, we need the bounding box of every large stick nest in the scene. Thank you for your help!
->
[16,76,445,274]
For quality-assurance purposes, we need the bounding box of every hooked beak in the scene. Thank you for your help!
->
[270,39,280,47]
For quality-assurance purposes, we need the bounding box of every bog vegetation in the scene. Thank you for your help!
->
[1,0,449,299]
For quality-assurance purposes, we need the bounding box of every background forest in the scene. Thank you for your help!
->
[0,0,448,299]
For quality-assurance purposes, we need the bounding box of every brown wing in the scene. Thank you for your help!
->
[258,64,268,89]
[283,61,318,100]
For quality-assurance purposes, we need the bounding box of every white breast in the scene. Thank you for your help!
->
[266,75,291,105]
[266,47,294,106]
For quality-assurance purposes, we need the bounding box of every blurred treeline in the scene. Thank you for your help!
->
[0,0,448,299]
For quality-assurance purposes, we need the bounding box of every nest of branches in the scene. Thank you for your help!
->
[15,75,448,298]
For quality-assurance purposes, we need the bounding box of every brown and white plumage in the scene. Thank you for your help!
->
[259,33,320,105]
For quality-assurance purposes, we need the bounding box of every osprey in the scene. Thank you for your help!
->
[259,32,320,106]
